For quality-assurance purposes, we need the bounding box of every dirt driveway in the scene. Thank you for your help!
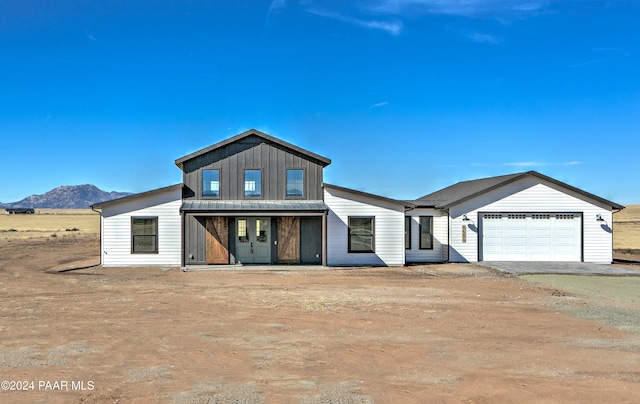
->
[1,236,640,403]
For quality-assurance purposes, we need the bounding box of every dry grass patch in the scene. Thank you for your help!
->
[0,209,99,240]
[614,204,640,251]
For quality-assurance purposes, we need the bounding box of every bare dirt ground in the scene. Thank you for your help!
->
[2,236,640,403]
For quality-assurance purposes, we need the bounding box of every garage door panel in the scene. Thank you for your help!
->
[530,230,551,238]
[555,229,576,237]
[531,245,551,254]
[481,213,581,261]
[506,229,527,237]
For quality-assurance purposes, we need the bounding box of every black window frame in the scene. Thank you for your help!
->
[244,169,263,198]
[405,216,411,250]
[202,169,220,198]
[419,216,433,250]
[286,168,305,198]
[348,216,375,253]
[131,216,158,254]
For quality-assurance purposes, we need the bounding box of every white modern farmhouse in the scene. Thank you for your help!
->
[92,129,623,267]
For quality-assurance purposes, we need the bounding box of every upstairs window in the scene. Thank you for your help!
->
[286,169,304,197]
[131,217,158,254]
[202,169,220,198]
[419,216,433,250]
[244,169,262,198]
[348,217,375,253]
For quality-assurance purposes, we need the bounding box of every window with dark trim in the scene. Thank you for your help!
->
[419,216,433,250]
[405,216,411,250]
[348,216,375,253]
[202,169,220,198]
[286,169,304,197]
[131,217,158,254]
[244,169,262,198]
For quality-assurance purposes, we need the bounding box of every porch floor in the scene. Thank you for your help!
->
[183,264,327,271]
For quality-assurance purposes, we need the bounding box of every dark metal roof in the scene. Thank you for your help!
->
[181,200,328,212]
[175,129,332,169]
[91,184,183,210]
[324,183,416,208]
[413,171,624,211]
[414,173,521,208]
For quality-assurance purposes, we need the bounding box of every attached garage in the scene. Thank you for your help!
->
[480,212,582,261]
[413,171,624,264]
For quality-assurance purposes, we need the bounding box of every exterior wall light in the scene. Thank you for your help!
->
[462,214,470,221]
[596,214,605,222]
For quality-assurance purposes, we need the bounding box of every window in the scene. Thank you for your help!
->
[131,217,158,254]
[348,217,375,253]
[237,219,249,243]
[202,169,220,197]
[256,219,269,242]
[405,216,411,249]
[286,169,304,197]
[244,170,262,198]
[419,216,433,250]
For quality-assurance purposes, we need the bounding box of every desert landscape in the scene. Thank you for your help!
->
[0,208,639,403]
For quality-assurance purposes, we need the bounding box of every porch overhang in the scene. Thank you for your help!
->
[180,200,328,216]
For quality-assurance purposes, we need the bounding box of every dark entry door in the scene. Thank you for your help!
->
[206,217,229,264]
[301,216,322,264]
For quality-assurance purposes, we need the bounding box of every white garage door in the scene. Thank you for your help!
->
[481,213,581,261]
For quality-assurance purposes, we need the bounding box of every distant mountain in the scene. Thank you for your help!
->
[0,185,133,209]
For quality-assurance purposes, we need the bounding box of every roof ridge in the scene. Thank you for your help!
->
[175,129,331,168]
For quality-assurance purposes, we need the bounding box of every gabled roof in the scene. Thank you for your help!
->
[324,183,416,208]
[174,129,332,169]
[91,184,183,210]
[413,171,624,211]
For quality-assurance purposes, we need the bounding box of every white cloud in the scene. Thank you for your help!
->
[467,32,499,44]
[371,101,389,107]
[268,0,286,14]
[265,0,287,28]
[368,0,549,17]
[306,8,403,35]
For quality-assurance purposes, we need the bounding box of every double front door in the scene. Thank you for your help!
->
[236,217,271,264]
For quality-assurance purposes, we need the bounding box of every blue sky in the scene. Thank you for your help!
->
[1,0,639,204]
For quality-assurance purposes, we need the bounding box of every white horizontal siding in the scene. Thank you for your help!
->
[405,208,447,263]
[101,188,182,266]
[449,177,614,263]
[325,188,405,266]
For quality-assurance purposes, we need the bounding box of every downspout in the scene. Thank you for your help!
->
[90,205,103,267]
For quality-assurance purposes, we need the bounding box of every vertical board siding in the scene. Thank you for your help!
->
[405,208,447,263]
[101,187,182,266]
[448,178,614,263]
[185,215,206,264]
[325,188,405,266]
[182,135,325,200]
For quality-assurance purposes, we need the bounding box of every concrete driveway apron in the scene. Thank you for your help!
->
[476,261,640,276]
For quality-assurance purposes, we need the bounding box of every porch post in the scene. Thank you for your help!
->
[322,210,328,267]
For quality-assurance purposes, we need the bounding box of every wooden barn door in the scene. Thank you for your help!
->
[206,217,229,264]
[277,217,300,264]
